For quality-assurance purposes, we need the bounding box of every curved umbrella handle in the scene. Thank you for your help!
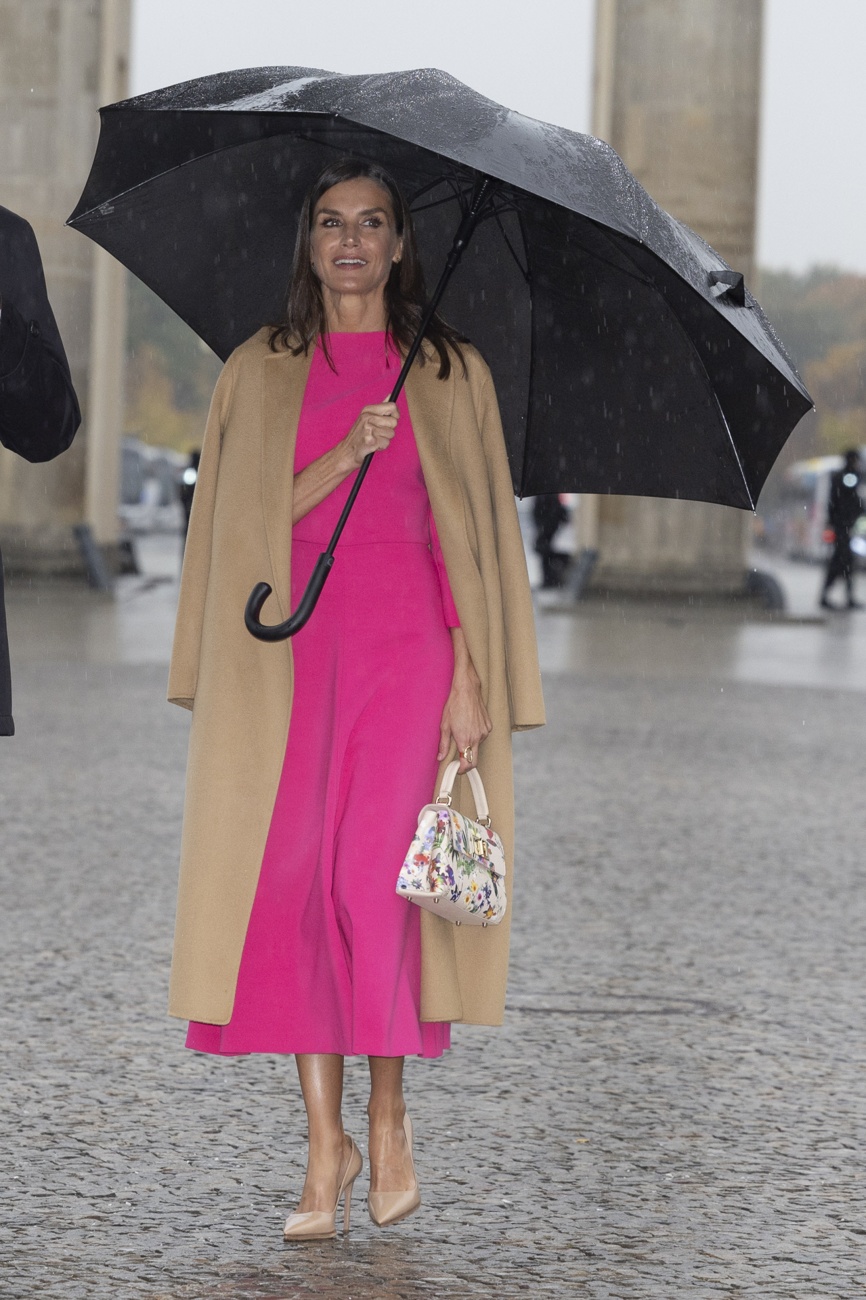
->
[244,553,334,641]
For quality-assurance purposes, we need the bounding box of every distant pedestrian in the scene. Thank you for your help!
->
[178,449,199,554]
[532,494,570,588]
[820,449,864,610]
[0,206,80,735]
[168,160,544,1241]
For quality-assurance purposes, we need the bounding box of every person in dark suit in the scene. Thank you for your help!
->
[820,449,864,611]
[0,206,81,734]
[532,493,570,589]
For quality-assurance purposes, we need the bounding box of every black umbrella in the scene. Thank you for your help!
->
[69,66,811,634]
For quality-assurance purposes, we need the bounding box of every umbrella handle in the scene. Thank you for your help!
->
[245,175,495,642]
[244,553,335,641]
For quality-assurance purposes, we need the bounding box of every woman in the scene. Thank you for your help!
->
[168,159,544,1241]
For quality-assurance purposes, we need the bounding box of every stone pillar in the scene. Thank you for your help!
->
[0,0,130,576]
[585,0,762,594]
[85,0,130,553]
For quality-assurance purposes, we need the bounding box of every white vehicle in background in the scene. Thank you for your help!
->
[779,454,866,564]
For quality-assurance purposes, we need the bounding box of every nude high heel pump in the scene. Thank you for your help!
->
[283,1137,363,1241]
[368,1114,421,1227]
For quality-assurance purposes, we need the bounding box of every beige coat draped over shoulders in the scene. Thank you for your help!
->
[168,329,544,1027]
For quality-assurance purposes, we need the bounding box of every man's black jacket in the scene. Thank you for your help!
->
[1,206,81,734]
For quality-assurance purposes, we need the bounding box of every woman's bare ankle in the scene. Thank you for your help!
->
[296,1127,351,1210]
[366,1099,407,1129]
[366,1107,413,1193]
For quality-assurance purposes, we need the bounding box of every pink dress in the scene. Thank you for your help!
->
[187,332,458,1058]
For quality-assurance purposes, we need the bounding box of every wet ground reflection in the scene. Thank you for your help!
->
[10,537,866,695]
[157,1236,526,1300]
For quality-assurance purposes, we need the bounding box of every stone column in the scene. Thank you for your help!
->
[585,0,763,594]
[0,0,130,576]
[85,0,130,554]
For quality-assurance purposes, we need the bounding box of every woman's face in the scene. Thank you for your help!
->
[309,177,403,305]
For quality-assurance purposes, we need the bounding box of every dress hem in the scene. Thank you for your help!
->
[185,1037,451,1061]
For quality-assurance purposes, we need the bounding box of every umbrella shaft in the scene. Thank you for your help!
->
[322,267,452,555]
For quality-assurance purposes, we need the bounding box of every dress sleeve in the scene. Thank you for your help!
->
[429,509,461,628]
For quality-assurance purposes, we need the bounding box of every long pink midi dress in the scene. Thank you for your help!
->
[187,331,459,1059]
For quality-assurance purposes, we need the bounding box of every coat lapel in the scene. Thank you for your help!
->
[260,346,313,619]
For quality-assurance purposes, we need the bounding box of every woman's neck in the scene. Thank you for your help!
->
[322,288,388,334]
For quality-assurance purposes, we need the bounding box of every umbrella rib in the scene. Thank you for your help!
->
[661,300,757,511]
[73,114,420,220]
[410,189,468,215]
[532,217,761,509]
[407,171,473,214]
[708,384,756,511]
[72,139,282,220]
[581,219,809,409]
[525,218,757,507]
[491,207,530,284]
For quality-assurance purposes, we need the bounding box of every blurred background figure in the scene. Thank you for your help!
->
[0,205,80,735]
[820,448,864,610]
[179,449,200,553]
[532,494,571,589]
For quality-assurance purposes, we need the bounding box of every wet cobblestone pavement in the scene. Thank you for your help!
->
[2,585,865,1298]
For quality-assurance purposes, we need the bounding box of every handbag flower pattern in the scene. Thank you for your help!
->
[397,800,507,926]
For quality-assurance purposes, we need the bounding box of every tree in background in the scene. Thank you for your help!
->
[759,268,866,458]
[804,339,866,454]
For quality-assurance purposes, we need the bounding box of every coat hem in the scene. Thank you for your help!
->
[421,1016,504,1027]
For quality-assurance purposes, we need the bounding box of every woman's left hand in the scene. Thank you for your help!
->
[437,629,492,773]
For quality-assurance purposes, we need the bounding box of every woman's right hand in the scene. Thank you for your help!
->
[339,402,399,471]
[292,400,400,525]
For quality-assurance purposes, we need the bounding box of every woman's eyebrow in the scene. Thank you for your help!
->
[316,206,389,217]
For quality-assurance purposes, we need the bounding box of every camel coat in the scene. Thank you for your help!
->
[168,329,545,1027]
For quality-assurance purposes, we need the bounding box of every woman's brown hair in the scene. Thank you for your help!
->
[268,158,465,379]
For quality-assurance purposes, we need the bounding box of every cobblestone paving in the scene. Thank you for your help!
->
[1,623,865,1297]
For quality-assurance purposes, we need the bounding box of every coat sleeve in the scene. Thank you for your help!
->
[167,356,236,709]
[0,298,80,463]
[472,360,546,731]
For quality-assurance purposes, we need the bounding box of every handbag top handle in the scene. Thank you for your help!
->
[435,760,491,826]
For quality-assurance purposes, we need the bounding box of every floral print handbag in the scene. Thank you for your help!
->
[396,760,507,926]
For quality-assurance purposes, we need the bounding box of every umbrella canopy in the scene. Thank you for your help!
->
[69,66,811,509]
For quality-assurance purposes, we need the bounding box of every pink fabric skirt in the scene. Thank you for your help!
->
[186,539,453,1058]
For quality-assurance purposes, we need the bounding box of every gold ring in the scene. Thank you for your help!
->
[461,746,474,764]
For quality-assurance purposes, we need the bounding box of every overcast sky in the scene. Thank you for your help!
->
[130,0,866,275]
